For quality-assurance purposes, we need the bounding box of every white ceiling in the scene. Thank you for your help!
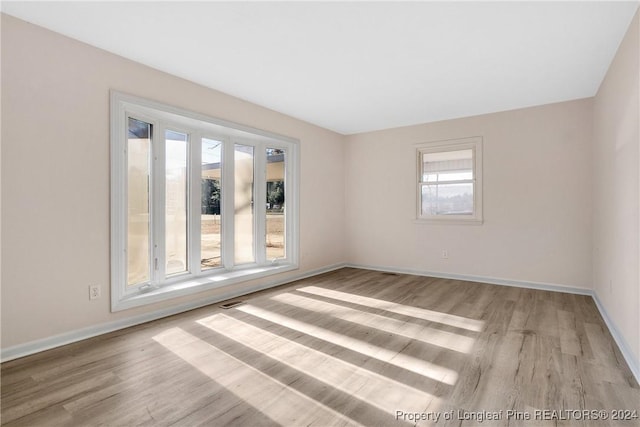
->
[2,1,638,135]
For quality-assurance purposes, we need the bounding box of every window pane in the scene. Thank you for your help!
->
[266,148,285,260]
[127,118,151,286]
[421,183,474,216]
[422,149,473,182]
[165,130,188,275]
[201,138,222,270]
[235,144,254,264]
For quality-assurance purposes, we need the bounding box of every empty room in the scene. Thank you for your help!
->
[1,1,639,426]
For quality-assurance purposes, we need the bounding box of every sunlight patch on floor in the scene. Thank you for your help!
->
[273,292,475,353]
[152,327,362,426]
[298,286,485,332]
[236,304,459,385]
[197,313,441,415]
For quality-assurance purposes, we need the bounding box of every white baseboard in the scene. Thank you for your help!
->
[0,262,346,363]
[346,263,592,295]
[591,292,640,383]
[347,263,639,384]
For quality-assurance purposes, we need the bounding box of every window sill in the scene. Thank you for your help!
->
[414,217,483,225]
[111,263,298,312]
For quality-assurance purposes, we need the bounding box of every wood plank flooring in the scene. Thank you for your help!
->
[2,268,639,426]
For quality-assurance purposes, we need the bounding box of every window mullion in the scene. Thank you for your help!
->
[420,179,475,186]
[153,121,167,285]
[254,144,267,265]
[285,144,298,263]
[222,138,235,270]
[190,131,202,276]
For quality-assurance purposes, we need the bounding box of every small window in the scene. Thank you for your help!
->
[416,137,483,224]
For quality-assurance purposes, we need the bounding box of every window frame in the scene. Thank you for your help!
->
[110,91,299,311]
[415,136,483,224]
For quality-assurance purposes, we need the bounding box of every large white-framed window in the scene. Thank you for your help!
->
[111,91,299,311]
[416,136,483,224]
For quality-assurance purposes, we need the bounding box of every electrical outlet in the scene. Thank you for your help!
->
[442,249,449,259]
[89,285,101,300]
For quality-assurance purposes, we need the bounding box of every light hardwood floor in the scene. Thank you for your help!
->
[2,268,639,426]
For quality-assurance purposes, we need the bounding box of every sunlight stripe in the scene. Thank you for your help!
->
[153,327,362,426]
[197,313,441,415]
[236,304,459,385]
[298,286,485,332]
[272,292,475,353]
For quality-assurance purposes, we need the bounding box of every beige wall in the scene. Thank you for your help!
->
[593,10,639,363]
[344,98,593,289]
[0,14,346,349]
